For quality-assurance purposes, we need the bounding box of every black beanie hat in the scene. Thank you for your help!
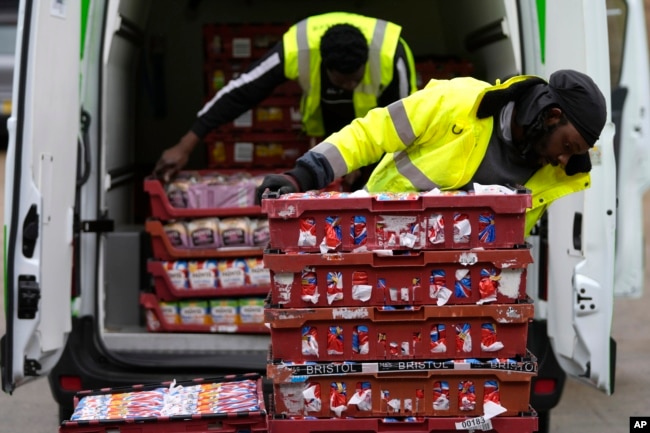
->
[516,69,607,147]
[515,70,607,175]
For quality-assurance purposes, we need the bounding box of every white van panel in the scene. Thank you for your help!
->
[3,0,80,389]
[613,0,650,298]
[544,0,616,394]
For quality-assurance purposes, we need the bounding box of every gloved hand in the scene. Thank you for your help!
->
[256,174,300,204]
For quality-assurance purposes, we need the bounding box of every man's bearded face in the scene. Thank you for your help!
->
[521,119,559,167]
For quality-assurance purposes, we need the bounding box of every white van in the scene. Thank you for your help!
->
[2,1,649,431]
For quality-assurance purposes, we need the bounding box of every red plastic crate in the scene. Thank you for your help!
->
[268,415,538,433]
[203,22,290,61]
[203,59,253,96]
[204,69,302,129]
[416,58,475,89]
[141,293,269,334]
[261,191,531,253]
[60,374,268,433]
[264,249,532,308]
[205,61,302,102]
[271,368,534,418]
[206,132,312,169]
[143,171,266,221]
[146,219,265,261]
[265,303,533,362]
[266,356,538,383]
[148,260,270,301]
[204,59,251,93]
[235,97,302,132]
[202,61,303,129]
[222,96,302,133]
[143,171,341,221]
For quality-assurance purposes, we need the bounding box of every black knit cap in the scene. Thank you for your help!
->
[514,70,607,175]
[516,69,607,147]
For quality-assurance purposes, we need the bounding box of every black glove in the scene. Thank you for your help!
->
[256,174,300,204]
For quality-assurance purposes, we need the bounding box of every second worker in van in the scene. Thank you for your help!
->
[153,11,417,187]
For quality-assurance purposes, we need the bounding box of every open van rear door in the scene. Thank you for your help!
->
[521,0,618,394]
[1,0,80,393]
[537,0,650,395]
[611,0,650,298]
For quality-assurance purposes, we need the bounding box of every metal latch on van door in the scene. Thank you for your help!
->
[17,275,40,319]
[23,358,41,377]
[79,219,115,233]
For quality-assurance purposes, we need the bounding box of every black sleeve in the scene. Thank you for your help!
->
[377,38,415,107]
[287,151,336,192]
[190,41,289,139]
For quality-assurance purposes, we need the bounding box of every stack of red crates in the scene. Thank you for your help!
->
[261,189,539,433]
[201,22,312,170]
[140,171,271,335]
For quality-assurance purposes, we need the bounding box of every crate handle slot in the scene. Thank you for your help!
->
[371,306,425,321]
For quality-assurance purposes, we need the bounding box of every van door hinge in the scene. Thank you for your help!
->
[78,219,115,233]
[17,275,40,319]
[23,358,41,377]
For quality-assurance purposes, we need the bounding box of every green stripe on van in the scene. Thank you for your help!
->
[537,0,546,64]
[81,0,90,58]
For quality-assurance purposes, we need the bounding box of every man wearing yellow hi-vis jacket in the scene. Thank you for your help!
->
[256,70,608,235]
[154,12,417,186]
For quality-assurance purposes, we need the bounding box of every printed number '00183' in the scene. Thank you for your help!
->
[458,416,493,431]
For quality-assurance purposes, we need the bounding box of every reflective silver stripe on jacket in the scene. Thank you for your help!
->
[198,52,281,116]
[311,141,348,177]
[387,100,439,190]
[387,100,415,144]
[296,19,311,90]
[396,56,409,98]
[394,150,440,190]
[357,19,387,94]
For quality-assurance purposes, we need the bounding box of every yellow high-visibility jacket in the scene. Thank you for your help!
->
[308,75,591,235]
[283,12,416,137]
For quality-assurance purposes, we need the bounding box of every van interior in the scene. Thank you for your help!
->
[94,0,522,370]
